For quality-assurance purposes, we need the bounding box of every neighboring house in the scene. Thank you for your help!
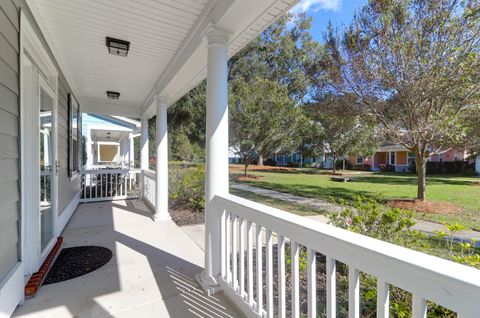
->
[349,144,470,172]
[476,155,480,175]
[82,114,140,169]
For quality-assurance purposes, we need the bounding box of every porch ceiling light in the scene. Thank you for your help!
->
[106,91,120,100]
[106,37,130,57]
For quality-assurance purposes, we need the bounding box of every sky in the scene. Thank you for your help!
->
[290,0,368,42]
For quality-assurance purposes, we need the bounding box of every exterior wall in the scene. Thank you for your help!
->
[0,0,21,284]
[0,1,80,312]
[476,156,480,175]
[374,152,387,169]
[396,151,408,165]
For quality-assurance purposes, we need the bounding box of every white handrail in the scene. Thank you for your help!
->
[214,193,480,318]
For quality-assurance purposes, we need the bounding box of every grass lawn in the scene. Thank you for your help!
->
[230,167,480,229]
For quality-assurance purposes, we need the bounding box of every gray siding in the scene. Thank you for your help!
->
[0,0,81,282]
[0,0,20,283]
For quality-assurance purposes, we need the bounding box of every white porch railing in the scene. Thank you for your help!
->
[214,194,480,318]
[142,169,156,210]
[81,169,140,203]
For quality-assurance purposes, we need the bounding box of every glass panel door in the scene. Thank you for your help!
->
[40,86,54,252]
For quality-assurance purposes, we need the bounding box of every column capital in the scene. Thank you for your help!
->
[154,95,169,105]
[204,24,230,46]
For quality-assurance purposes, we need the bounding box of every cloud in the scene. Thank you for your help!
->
[290,0,342,14]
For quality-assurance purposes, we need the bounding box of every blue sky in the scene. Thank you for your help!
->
[290,0,367,42]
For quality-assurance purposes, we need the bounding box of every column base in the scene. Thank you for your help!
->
[195,271,222,296]
[152,213,171,222]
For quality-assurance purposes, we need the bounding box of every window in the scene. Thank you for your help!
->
[408,152,416,164]
[98,143,119,162]
[356,156,364,164]
[68,94,81,177]
[389,152,396,165]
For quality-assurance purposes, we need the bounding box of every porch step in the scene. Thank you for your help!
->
[25,237,63,298]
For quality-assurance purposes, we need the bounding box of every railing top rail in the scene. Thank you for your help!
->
[214,193,480,314]
[81,168,141,174]
[143,169,156,178]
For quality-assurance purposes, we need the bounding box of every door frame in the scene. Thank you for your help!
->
[20,11,59,275]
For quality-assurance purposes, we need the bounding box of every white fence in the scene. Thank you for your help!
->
[214,194,480,318]
[142,169,156,210]
[81,169,140,203]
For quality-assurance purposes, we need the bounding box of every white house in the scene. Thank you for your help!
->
[476,155,480,175]
[82,114,140,169]
[0,1,479,317]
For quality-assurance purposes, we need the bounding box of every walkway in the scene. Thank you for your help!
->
[14,200,243,318]
[231,183,480,244]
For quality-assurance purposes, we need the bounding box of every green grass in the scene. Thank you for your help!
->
[231,169,480,229]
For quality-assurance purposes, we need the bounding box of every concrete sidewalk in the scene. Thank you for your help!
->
[230,183,480,244]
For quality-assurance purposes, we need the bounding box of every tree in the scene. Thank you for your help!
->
[324,0,480,200]
[230,77,299,175]
[305,94,379,173]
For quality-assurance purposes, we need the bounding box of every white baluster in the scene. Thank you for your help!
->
[377,279,389,318]
[326,257,336,318]
[349,267,360,318]
[247,220,254,307]
[278,235,286,318]
[307,248,316,318]
[226,211,231,284]
[291,241,300,318]
[256,225,263,314]
[239,217,245,299]
[412,295,427,318]
[220,209,226,279]
[266,229,273,317]
[232,215,238,290]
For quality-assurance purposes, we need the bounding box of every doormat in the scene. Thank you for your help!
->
[43,246,112,285]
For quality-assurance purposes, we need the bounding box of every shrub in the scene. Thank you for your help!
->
[379,163,395,172]
[169,164,205,211]
[352,163,371,171]
[287,162,300,168]
[335,160,352,170]
[263,158,277,166]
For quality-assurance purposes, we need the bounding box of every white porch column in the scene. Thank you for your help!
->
[197,26,229,293]
[154,96,170,221]
[140,115,149,170]
[129,133,134,167]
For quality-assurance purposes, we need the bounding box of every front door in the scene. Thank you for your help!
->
[21,55,59,273]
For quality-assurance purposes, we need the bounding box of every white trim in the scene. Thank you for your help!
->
[20,10,60,276]
[0,263,25,318]
[56,192,80,236]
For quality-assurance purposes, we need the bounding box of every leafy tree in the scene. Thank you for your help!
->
[305,94,379,173]
[230,77,299,175]
[324,0,480,200]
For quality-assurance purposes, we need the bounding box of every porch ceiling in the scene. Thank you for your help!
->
[27,0,298,118]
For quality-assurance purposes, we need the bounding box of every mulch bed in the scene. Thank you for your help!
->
[235,175,263,182]
[387,199,462,214]
[170,208,205,226]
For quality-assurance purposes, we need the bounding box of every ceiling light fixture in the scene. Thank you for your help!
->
[106,91,120,100]
[106,37,130,57]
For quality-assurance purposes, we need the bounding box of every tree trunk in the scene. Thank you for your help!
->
[332,153,336,174]
[244,157,250,176]
[416,153,427,201]
[342,158,346,170]
[257,155,264,166]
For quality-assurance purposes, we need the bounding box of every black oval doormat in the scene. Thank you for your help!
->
[43,246,112,285]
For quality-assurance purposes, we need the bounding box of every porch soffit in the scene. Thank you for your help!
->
[27,0,298,118]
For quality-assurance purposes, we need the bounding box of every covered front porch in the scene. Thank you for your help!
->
[14,200,241,317]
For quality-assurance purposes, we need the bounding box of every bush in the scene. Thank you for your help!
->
[352,163,371,171]
[263,158,277,166]
[169,164,205,211]
[287,162,300,168]
[379,163,395,172]
[335,160,352,170]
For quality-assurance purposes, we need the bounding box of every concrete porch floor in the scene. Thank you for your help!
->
[13,200,244,318]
